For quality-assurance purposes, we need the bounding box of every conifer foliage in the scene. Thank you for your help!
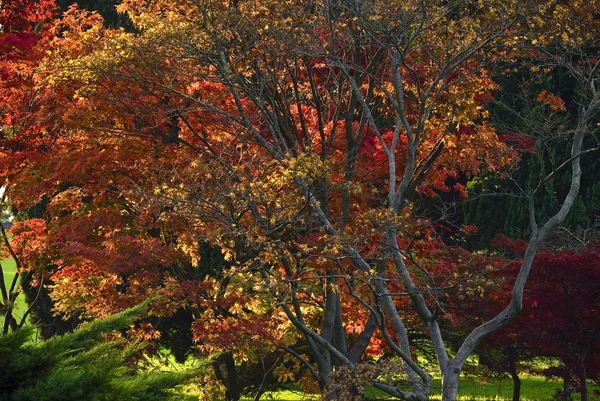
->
[0,303,201,401]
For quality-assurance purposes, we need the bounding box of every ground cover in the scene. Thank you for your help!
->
[240,376,599,401]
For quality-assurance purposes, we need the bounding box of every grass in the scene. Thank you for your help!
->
[450,376,562,400]
[239,375,599,401]
[241,386,317,401]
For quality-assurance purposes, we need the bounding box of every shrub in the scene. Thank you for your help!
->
[0,303,202,401]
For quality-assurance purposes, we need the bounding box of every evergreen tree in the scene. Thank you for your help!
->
[464,63,600,248]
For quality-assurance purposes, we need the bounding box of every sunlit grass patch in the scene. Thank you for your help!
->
[451,377,560,401]
[242,375,598,401]
[241,388,318,401]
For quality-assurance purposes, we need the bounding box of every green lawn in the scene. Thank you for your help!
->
[240,376,598,401]
[240,388,317,401]
[443,376,596,400]
[435,376,586,401]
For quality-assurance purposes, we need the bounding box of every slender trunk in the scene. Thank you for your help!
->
[225,353,239,401]
[212,352,240,401]
[2,312,17,334]
[507,346,521,401]
[332,294,348,359]
[578,364,588,401]
[563,377,573,401]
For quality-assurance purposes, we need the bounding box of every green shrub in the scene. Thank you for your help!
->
[0,303,202,401]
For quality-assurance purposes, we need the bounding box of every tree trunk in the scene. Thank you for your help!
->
[507,346,521,401]
[563,377,573,401]
[212,352,240,401]
[441,365,460,401]
[1,312,17,334]
[578,364,588,401]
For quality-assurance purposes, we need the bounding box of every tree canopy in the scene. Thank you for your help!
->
[1,1,599,401]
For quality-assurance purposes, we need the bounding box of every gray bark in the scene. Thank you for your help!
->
[441,361,460,401]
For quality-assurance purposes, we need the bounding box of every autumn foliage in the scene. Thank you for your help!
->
[1,1,599,401]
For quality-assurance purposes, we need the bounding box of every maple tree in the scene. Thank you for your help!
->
[482,239,600,401]
[521,246,600,401]
[457,237,600,401]
[454,267,532,401]
[32,2,518,399]
[0,0,58,334]
[1,1,599,401]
